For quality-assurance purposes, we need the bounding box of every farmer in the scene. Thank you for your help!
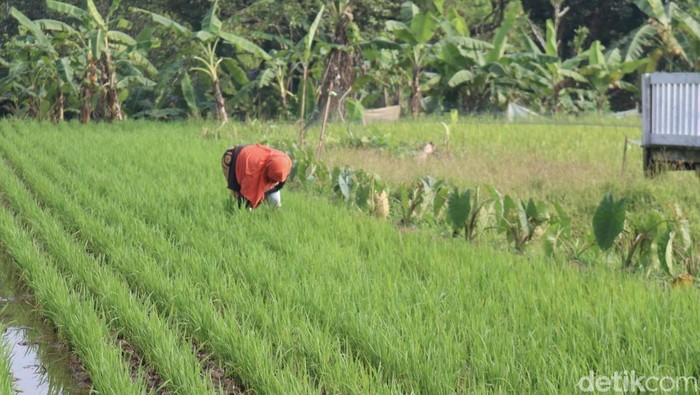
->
[221,144,292,209]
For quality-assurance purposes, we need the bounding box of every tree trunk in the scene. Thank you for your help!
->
[213,78,228,123]
[316,1,357,122]
[410,67,422,117]
[56,90,64,122]
[101,50,124,121]
[299,65,308,147]
[316,80,334,161]
[550,0,570,57]
[80,61,97,124]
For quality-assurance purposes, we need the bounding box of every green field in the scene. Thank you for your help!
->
[0,119,698,394]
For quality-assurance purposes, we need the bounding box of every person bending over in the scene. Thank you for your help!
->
[221,144,292,209]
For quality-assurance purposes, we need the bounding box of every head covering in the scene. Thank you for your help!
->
[235,144,292,208]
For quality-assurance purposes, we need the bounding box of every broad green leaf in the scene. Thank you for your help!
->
[108,0,122,21]
[558,69,587,83]
[116,75,155,89]
[446,36,493,51]
[135,26,156,51]
[448,188,470,233]
[433,186,449,218]
[194,30,216,42]
[671,204,692,251]
[221,59,249,85]
[56,57,77,94]
[545,19,557,57]
[115,18,132,30]
[635,0,670,26]
[10,8,53,51]
[218,31,271,60]
[501,195,517,231]
[91,30,106,60]
[623,25,656,62]
[410,13,437,44]
[34,19,79,35]
[433,0,445,14]
[107,31,136,46]
[448,70,473,87]
[486,3,518,63]
[446,9,468,36]
[87,0,106,30]
[517,200,530,235]
[201,0,222,35]
[257,68,275,88]
[588,40,605,66]
[592,193,626,251]
[553,201,571,231]
[304,6,325,62]
[338,172,353,201]
[130,7,190,35]
[526,199,538,221]
[47,1,87,20]
[674,6,700,41]
[400,1,420,21]
[346,98,364,122]
[386,20,416,44]
[355,184,371,210]
[180,73,199,118]
[128,50,158,75]
[657,229,675,276]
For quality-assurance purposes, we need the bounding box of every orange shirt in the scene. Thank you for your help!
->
[235,145,292,208]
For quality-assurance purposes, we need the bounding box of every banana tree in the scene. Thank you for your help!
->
[442,2,520,111]
[297,5,324,146]
[0,40,51,119]
[579,41,647,112]
[32,0,158,122]
[515,19,588,114]
[385,2,441,116]
[134,0,270,123]
[8,7,79,121]
[627,0,700,71]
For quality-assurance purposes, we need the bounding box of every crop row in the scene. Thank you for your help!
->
[0,127,343,392]
[0,321,14,394]
[4,124,694,392]
[0,170,147,393]
[8,120,494,392]
[2,122,392,392]
[0,150,228,394]
[2,124,700,392]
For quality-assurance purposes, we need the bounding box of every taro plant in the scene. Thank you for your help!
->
[592,192,627,254]
[492,189,551,252]
[542,201,592,261]
[396,176,443,225]
[446,186,491,242]
[593,192,669,270]
[591,192,697,282]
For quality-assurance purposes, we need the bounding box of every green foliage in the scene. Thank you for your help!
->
[592,192,627,251]
[0,121,699,394]
[447,187,470,233]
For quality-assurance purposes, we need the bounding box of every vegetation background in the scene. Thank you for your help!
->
[1,0,699,122]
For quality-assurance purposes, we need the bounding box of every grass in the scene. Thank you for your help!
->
[0,146,221,393]
[0,118,698,393]
[0,319,14,394]
[0,184,148,394]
